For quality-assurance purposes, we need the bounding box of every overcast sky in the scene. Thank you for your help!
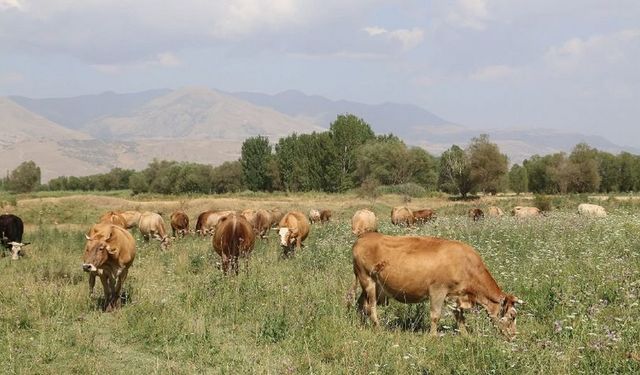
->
[1,0,639,147]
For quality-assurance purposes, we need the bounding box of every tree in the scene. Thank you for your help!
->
[568,143,600,193]
[467,134,508,194]
[128,172,149,195]
[596,151,621,193]
[438,145,474,197]
[211,161,244,193]
[329,114,375,191]
[6,161,41,193]
[546,153,578,194]
[619,152,640,192]
[240,136,273,191]
[509,164,528,194]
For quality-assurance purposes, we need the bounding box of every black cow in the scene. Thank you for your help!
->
[0,214,29,260]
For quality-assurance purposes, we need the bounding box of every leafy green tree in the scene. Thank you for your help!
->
[129,172,149,195]
[468,134,509,194]
[509,164,529,194]
[211,161,244,193]
[523,155,554,193]
[240,136,273,191]
[6,161,41,193]
[329,114,375,190]
[568,143,600,193]
[546,153,578,194]
[596,151,621,193]
[619,152,640,192]
[438,145,474,197]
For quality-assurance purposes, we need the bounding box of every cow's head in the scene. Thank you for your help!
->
[82,231,114,272]
[159,235,171,251]
[8,241,29,260]
[497,294,523,338]
[278,227,296,247]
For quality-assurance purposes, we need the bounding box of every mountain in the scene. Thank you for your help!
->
[10,89,170,130]
[232,89,453,137]
[83,87,325,140]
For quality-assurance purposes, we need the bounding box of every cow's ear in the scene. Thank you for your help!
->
[22,242,31,246]
[106,245,117,254]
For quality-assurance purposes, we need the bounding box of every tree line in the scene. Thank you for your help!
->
[3,114,640,196]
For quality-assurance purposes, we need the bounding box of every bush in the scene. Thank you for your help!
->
[375,183,427,198]
[534,194,553,212]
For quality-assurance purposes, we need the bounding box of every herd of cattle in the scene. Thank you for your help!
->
[0,202,608,337]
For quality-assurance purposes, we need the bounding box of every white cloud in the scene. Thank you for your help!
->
[92,52,182,74]
[446,0,490,30]
[470,64,519,81]
[0,0,23,11]
[363,26,424,51]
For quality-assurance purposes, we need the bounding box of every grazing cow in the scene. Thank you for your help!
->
[0,214,29,260]
[119,210,141,229]
[203,210,234,235]
[195,210,215,236]
[486,206,504,217]
[170,211,190,237]
[82,223,136,311]
[351,232,522,338]
[278,211,310,257]
[351,209,377,236]
[309,209,321,224]
[468,208,484,221]
[512,206,541,218]
[391,206,414,226]
[270,208,285,228]
[212,214,256,275]
[253,209,273,239]
[320,209,332,223]
[98,211,127,228]
[139,212,171,250]
[241,209,258,226]
[413,208,437,224]
[578,203,607,217]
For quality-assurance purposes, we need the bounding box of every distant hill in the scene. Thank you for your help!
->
[2,87,638,181]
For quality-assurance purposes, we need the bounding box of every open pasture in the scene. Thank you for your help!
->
[1,193,639,374]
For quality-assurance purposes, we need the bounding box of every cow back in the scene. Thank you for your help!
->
[351,209,377,236]
[279,211,310,242]
[213,214,255,258]
[391,206,414,226]
[0,214,24,247]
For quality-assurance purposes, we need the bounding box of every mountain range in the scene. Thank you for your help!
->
[2,87,635,181]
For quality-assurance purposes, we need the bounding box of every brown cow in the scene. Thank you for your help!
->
[351,232,522,338]
[241,209,258,226]
[195,210,215,236]
[82,223,136,311]
[139,212,171,250]
[309,209,321,224]
[512,206,541,218]
[98,211,127,228]
[212,213,256,275]
[254,209,273,239]
[170,210,190,237]
[486,206,504,217]
[278,211,310,257]
[468,208,484,221]
[119,210,141,229]
[320,210,332,223]
[351,209,377,236]
[413,208,436,224]
[391,206,414,226]
[270,208,285,228]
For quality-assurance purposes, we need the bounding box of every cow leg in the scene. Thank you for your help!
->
[221,254,230,275]
[99,274,111,311]
[231,255,239,275]
[453,308,468,336]
[88,271,97,297]
[112,268,129,309]
[105,273,118,312]
[428,287,447,336]
[296,237,302,253]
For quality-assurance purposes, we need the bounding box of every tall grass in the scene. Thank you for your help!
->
[0,195,639,373]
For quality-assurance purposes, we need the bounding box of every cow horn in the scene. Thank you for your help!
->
[515,299,524,305]
[22,242,30,246]
[85,234,92,240]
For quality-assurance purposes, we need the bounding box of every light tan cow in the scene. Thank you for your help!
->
[391,206,414,226]
[486,206,505,217]
[139,212,171,250]
[82,223,136,312]
[309,209,321,224]
[512,206,541,218]
[213,213,256,275]
[119,210,142,229]
[203,210,235,235]
[351,232,522,338]
[278,211,310,257]
[351,209,377,236]
[195,210,215,236]
[98,211,127,228]
[578,203,607,217]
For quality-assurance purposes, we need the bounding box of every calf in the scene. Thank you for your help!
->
[413,208,436,224]
[391,206,414,226]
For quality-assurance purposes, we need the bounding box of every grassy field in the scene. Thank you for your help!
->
[1,192,639,374]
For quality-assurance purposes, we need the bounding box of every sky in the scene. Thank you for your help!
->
[1,0,639,147]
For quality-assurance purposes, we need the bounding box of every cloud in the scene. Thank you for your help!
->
[92,52,182,74]
[0,0,23,11]
[446,0,490,30]
[362,26,424,51]
[470,64,519,81]
[0,72,23,84]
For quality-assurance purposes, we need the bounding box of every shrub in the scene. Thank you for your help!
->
[375,183,427,198]
[534,194,553,212]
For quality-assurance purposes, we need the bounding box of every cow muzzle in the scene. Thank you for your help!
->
[82,263,97,272]
[9,242,25,260]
